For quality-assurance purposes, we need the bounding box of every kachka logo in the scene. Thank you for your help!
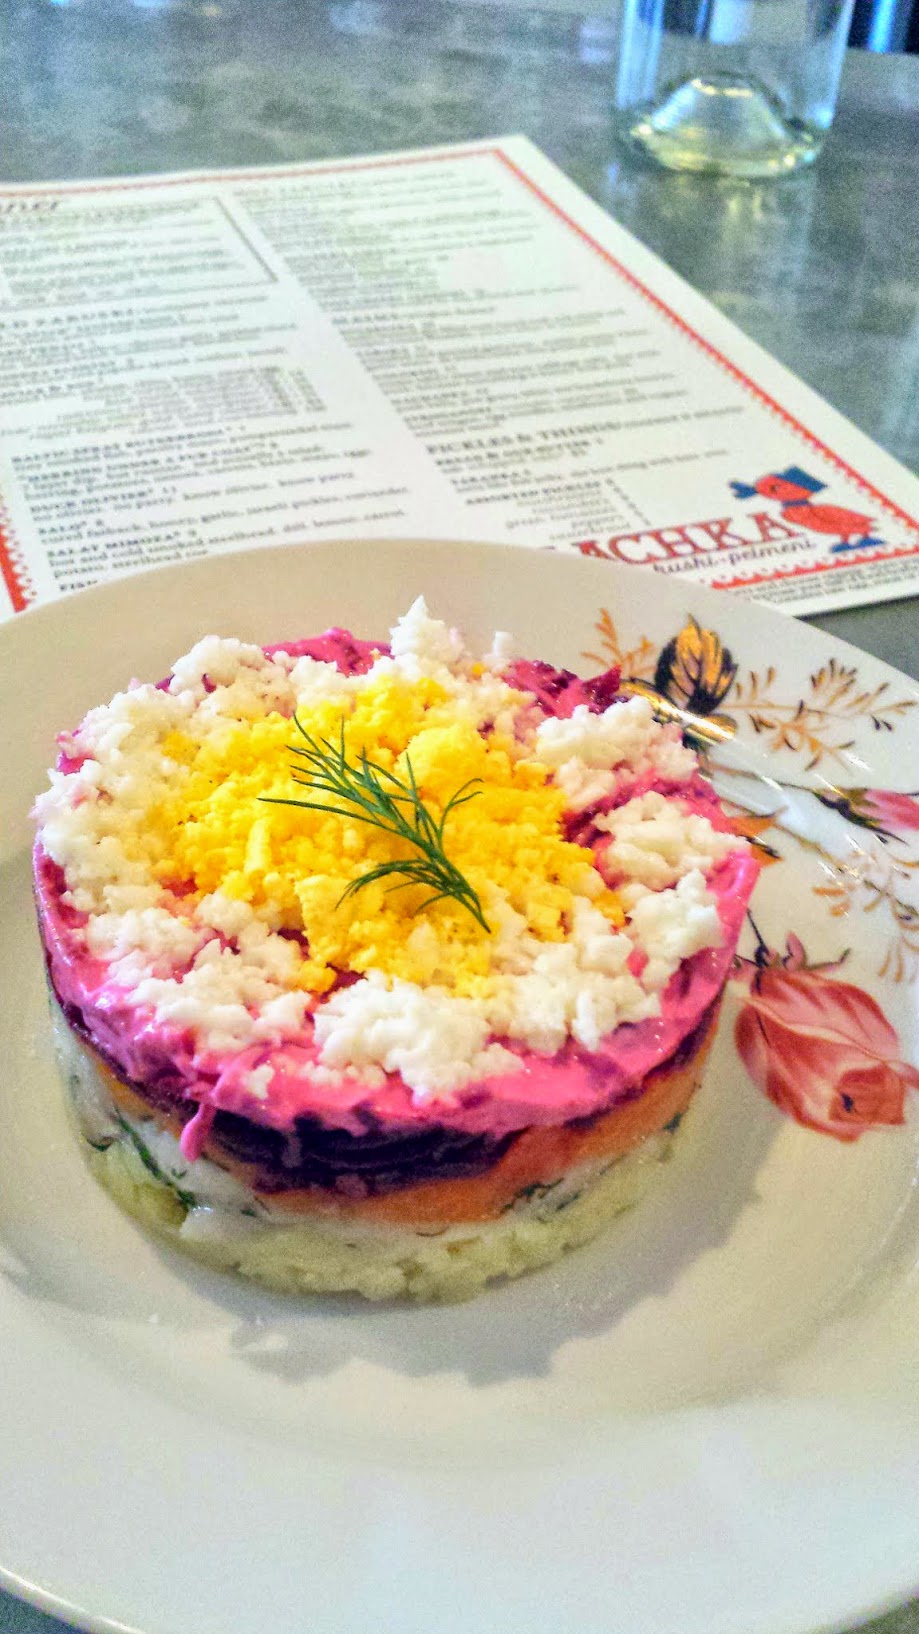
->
[729,466,883,554]
[574,463,886,566]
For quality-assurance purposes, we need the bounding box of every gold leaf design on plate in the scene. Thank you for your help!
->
[653,617,737,714]
[729,658,917,771]
[812,849,919,984]
[582,608,657,679]
[584,611,738,746]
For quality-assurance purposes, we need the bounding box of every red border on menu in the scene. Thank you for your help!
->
[0,144,916,612]
[0,503,28,614]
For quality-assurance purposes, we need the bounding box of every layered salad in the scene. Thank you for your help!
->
[33,598,758,1301]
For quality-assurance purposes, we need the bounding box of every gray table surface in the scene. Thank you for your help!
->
[1,3,917,1631]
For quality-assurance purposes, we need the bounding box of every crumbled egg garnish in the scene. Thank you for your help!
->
[594,790,741,891]
[35,599,743,1098]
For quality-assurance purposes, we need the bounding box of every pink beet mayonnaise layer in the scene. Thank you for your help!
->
[35,631,760,1142]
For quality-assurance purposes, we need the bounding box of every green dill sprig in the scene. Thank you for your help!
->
[114,1112,198,1211]
[261,717,490,932]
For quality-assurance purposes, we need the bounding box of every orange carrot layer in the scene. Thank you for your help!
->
[80,1005,718,1227]
[295,1011,717,1225]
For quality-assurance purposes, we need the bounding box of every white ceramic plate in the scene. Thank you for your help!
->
[3,539,919,1634]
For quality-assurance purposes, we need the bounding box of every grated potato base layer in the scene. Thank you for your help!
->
[56,1011,684,1303]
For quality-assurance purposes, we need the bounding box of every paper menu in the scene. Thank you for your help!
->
[0,136,917,621]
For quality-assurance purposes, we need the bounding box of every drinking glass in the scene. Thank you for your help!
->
[614,0,857,176]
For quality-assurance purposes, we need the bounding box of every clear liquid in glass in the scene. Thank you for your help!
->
[614,0,855,176]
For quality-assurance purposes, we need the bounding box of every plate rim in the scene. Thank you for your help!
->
[5,535,919,699]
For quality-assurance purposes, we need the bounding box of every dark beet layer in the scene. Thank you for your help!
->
[503,658,621,717]
[53,965,714,1201]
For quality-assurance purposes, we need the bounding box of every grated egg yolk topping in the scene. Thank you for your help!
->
[149,673,623,998]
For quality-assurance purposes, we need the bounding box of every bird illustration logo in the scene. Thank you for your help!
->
[729,466,883,553]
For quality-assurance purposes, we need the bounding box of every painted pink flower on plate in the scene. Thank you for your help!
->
[818,787,919,841]
[734,934,919,1141]
[859,790,919,832]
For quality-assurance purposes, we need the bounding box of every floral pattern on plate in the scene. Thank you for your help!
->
[585,606,919,1134]
[734,930,919,1141]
